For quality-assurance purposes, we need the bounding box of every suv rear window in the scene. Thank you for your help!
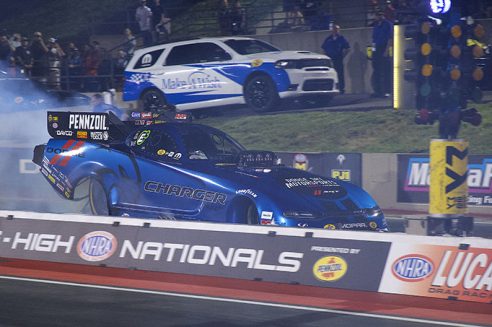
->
[133,49,164,69]
[166,43,231,65]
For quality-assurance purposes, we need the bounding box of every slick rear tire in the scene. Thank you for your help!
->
[141,88,167,113]
[74,177,109,216]
[89,178,110,216]
[245,203,259,225]
[244,75,279,112]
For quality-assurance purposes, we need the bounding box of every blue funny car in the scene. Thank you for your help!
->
[33,111,387,231]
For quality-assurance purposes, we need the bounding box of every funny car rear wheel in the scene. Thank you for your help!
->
[244,75,279,112]
[89,178,110,216]
[246,203,259,225]
[74,177,109,216]
[141,88,167,113]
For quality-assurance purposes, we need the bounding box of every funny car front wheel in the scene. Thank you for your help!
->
[244,75,279,112]
[141,88,167,113]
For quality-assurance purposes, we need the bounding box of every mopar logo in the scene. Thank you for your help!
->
[77,231,118,262]
[392,255,433,281]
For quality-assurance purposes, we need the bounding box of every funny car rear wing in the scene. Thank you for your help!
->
[47,111,131,143]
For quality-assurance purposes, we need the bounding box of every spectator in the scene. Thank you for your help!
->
[218,0,232,36]
[91,93,127,120]
[300,0,319,29]
[30,31,49,80]
[229,1,245,35]
[150,0,165,42]
[123,28,137,58]
[371,10,393,98]
[0,33,14,71]
[135,0,153,47]
[383,0,396,22]
[155,10,172,42]
[9,33,22,49]
[14,37,33,76]
[46,38,65,89]
[66,42,82,90]
[321,24,350,94]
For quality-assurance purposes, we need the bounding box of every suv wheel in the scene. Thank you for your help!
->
[244,75,279,112]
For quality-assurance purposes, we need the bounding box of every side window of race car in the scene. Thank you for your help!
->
[129,130,179,160]
[166,43,232,66]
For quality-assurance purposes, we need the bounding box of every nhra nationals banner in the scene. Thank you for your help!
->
[0,215,389,292]
[397,154,492,206]
[276,152,362,186]
[379,243,492,303]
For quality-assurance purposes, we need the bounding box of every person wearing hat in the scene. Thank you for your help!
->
[371,11,393,98]
[14,36,34,76]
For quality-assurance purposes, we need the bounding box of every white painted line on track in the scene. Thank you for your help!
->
[0,275,485,327]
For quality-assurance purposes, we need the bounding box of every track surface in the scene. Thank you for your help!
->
[0,259,490,327]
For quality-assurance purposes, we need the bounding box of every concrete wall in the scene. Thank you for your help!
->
[254,27,374,94]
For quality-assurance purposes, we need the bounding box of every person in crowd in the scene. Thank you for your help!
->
[9,33,22,50]
[321,24,350,94]
[30,31,49,80]
[229,0,245,35]
[14,37,33,76]
[91,93,127,120]
[371,10,393,98]
[123,28,137,58]
[155,10,172,42]
[300,0,319,29]
[0,33,14,71]
[46,38,65,89]
[150,0,171,42]
[66,42,82,90]
[135,0,153,47]
[218,0,231,36]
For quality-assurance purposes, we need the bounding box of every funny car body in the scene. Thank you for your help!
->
[33,111,387,232]
[123,36,339,112]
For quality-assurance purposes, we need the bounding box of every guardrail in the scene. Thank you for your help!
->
[0,210,490,303]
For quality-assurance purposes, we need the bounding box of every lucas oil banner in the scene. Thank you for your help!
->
[379,243,492,303]
[397,154,492,206]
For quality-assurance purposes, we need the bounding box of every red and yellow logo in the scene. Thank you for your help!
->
[313,256,348,282]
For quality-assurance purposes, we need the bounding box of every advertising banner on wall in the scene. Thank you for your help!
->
[397,154,492,206]
[0,216,390,291]
[276,152,362,186]
[379,243,492,303]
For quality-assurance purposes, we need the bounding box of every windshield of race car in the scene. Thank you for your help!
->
[181,125,244,162]
[127,124,245,163]
[224,39,280,55]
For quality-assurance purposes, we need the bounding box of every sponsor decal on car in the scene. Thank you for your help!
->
[251,59,263,67]
[77,231,118,262]
[236,189,258,198]
[313,256,348,282]
[56,130,73,137]
[136,130,151,145]
[284,177,340,189]
[144,181,227,204]
[77,131,88,139]
[323,224,336,230]
[68,113,109,130]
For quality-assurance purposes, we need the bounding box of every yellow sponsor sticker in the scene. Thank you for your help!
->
[251,59,263,67]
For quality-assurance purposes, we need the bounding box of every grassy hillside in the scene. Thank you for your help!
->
[199,103,492,154]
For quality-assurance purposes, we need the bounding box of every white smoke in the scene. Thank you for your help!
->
[0,77,91,214]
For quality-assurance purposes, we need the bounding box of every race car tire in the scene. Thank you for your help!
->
[141,88,167,113]
[245,203,259,225]
[244,75,279,112]
[89,177,110,216]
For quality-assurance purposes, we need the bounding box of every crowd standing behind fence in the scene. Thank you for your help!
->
[2,0,492,95]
